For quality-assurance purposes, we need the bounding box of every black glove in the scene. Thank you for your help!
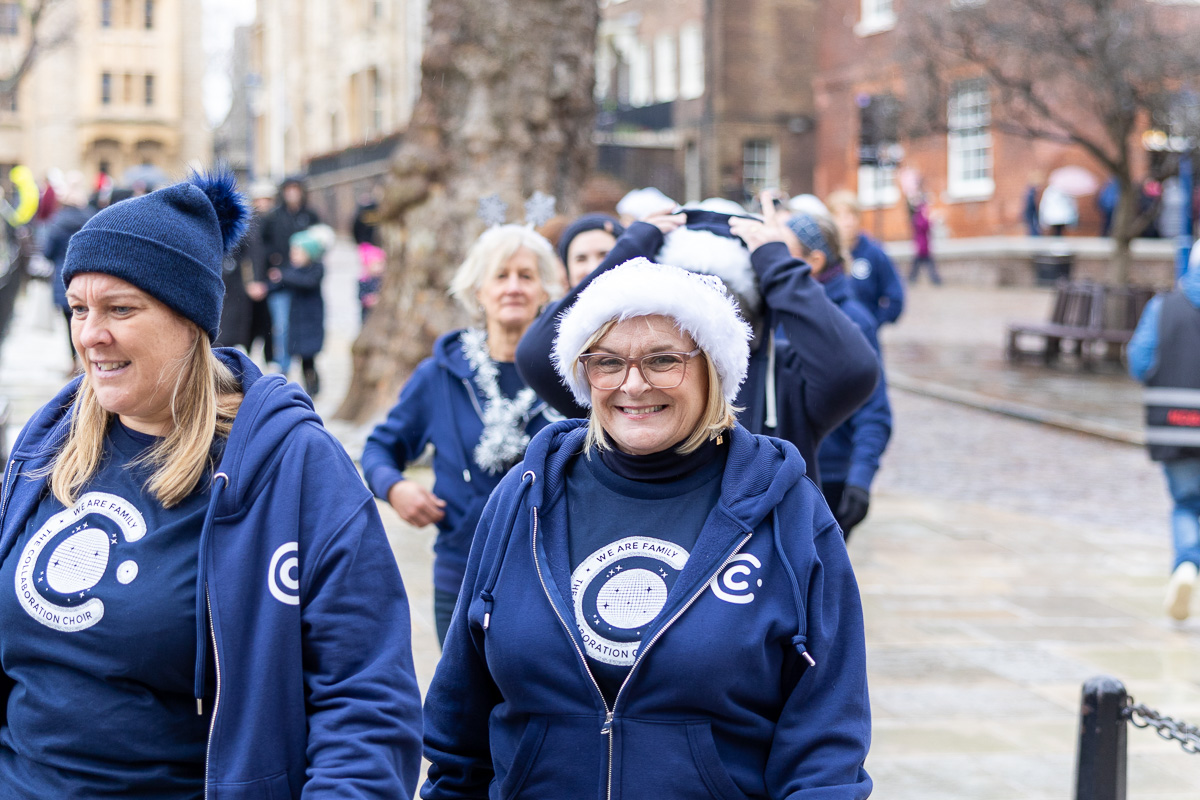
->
[836,485,871,533]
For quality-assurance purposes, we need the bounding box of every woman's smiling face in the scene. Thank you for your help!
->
[67,273,197,436]
[588,315,709,455]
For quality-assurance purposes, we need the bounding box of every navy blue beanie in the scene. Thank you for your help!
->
[62,169,250,341]
[556,213,625,264]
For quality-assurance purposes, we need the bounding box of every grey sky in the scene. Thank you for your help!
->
[201,0,257,127]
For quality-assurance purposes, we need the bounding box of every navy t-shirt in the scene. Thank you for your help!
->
[0,421,213,798]
[564,443,725,702]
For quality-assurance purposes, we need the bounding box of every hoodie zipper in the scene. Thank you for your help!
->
[0,457,17,523]
[532,504,753,800]
[203,586,221,800]
[529,507,616,799]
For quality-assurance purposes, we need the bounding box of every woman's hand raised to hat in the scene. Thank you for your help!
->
[729,191,801,254]
[640,207,686,234]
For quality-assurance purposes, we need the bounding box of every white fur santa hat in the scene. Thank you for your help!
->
[553,258,752,408]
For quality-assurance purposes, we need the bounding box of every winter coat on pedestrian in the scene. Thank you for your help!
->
[515,220,879,486]
[1128,259,1200,383]
[279,258,325,358]
[261,203,321,287]
[0,348,423,798]
[361,330,558,598]
[42,205,93,311]
[847,233,905,326]
[421,420,872,800]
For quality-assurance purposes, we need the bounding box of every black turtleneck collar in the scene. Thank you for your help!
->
[598,431,728,484]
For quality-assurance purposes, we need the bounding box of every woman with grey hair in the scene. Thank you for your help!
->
[423,258,872,799]
[362,223,564,645]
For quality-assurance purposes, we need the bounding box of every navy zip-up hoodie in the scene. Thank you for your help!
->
[515,223,879,486]
[0,349,423,798]
[362,329,556,595]
[814,270,892,490]
[422,420,872,799]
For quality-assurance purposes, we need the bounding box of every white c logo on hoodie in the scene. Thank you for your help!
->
[268,541,300,605]
[710,553,762,605]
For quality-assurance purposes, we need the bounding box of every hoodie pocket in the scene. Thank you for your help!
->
[617,719,748,800]
[490,715,606,800]
[209,770,292,800]
[495,716,547,799]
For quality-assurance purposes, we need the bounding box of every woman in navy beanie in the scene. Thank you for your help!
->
[0,170,422,798]
[556,213,624,288]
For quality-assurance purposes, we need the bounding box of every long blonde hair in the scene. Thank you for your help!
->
[51,330,244,508]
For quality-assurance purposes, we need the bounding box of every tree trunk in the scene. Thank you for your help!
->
[335,0,599,423]
[1109,176,1138,287]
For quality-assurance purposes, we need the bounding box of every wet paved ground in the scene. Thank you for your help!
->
[3,249,1197,797]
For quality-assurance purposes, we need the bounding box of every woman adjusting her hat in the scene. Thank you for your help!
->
[422,259,872,799]
[0,171,422,798]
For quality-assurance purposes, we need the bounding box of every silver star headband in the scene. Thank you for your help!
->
[476,191,557,228]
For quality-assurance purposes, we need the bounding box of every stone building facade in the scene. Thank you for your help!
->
[9,0,209,186]
[249,0,425,225]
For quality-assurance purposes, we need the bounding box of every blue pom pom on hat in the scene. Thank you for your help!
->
[62,167,250,341]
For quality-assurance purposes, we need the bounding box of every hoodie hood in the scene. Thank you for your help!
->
[210,349,321,515]
[432,329,476,380]
[518,419,807,532]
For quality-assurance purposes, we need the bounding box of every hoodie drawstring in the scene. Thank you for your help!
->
[764,328,778,430]
[194,472,229,712]
[772,509,816,668]
[479,470,536,630]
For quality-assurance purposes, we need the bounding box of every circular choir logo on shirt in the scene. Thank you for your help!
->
[571,536,689,667]
[13,492,146,632]
[851,257,873,280]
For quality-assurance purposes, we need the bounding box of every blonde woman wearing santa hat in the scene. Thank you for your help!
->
[423,259,872,800]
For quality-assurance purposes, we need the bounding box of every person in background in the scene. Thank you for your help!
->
[0,169,422,798]
[826,190,905,327]
[353,183,386,321]
[1038,184,1077,237]
[361,224,563,646]
[1128,252,1200,621]
[241,180,276,365]
[261,176,321,376]
[907,195,942,286]
[786,211,893,540]
[1024,177,1043,237]
[423,260,872,799]
[556,213,624,288]
[280,225,334,398]
[41,171,94,372]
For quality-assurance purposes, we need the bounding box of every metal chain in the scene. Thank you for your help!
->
[1124,698,1200,755]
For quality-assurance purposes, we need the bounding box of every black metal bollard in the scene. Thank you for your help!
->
[1074,675,1128,800]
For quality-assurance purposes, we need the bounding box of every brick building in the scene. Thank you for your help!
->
[595,0,819,205]
[811,0,1199,243]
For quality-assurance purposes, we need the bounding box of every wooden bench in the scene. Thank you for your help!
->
[1006,280,1155,367]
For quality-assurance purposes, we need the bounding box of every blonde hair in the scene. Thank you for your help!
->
[577,318,738,456]
[824,190,861,217]
[448,224,564,319]
[51,329,244,509]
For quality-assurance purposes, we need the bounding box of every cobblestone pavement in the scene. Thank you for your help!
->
[3,248,1197,797]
